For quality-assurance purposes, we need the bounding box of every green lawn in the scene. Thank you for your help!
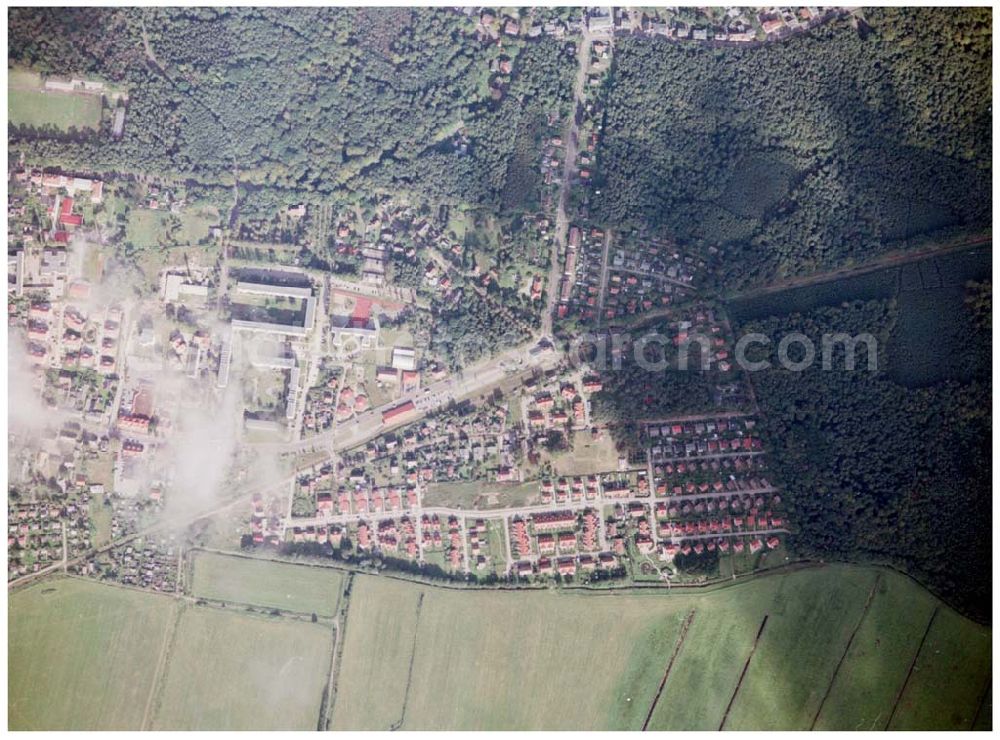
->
[189,550,345,617]
[9,578,178,730]
[9,88,103,131]
[151,605,332,730]
[127,206,218,252]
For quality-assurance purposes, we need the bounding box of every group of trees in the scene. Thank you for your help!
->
[738,299,991,621]
[9,8,574,218]
[430,289,537,368]
[590,8,991,291]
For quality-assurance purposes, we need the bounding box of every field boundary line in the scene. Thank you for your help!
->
[322,573,354,730]
[317,624,339,731]
[87,548,986,628]
[718,613,769,730]
[970,678,991,730]
[141,602,183,730]
[325,573,354,729]
[390,591,425,731]
[641,608,697,730]
[809,572,883,729]
[885,604,940,729]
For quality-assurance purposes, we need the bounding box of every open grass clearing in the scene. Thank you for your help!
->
[189,550,345,616]
[9,71,103,131]
[551,429,621,475]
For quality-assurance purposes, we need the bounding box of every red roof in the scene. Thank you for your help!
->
[349,297,372,329]
[382,401,416,423]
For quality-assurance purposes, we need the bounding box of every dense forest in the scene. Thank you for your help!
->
[591,7,992,291]
[8,7,572,216]
[738,299,991,621]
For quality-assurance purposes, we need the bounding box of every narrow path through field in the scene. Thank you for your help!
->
[141,603,183,730]
[390,591,425,731]
[641,608,697,730]
[317,624,339,731]
[809,572,882,729]
[884,605,940,729]
[324,573,354,729]
[718,613,769,730]
[321,573,354,730]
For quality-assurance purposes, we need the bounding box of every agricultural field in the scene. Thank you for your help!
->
[888,605,992,730]
[331,576,425,730]
[9,578,178,730]
[720,567,879,729]
[150,605,332,730]
[9,69,103,131]
[332,575,687,730]
[188,550,345,617]
[8,563,989,731]
[331,564,990,731]
[813,571,939,730]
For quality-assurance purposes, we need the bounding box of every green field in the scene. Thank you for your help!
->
[189,551,345,616]
[9,578,178,730]
[9,70,104,132]
[331,577,424,730]
[9,564,990,731]
[423,479,539,510]
[722,567,878,729]
[888,606,992,730]
[151,606,332,730]
[648,574,781,729]
[814,571,938,730]
[331,565,991,731]
[332,575,686,730]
